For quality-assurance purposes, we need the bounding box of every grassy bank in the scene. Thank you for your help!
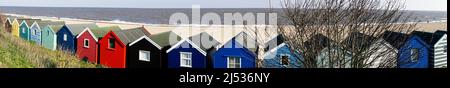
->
[0,16,99,68]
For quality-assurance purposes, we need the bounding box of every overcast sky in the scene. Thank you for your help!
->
[0,0,447,11]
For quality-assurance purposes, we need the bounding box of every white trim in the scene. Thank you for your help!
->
[19,20,30,28]
[53,35,57,50]
[180,52,192,68]
[6,17,12,25]
[214,32,262,51]
[83,39,90,48]
[45,26,56,35]
[129,36,162,50]
[227,56,241,68]
[215,32,247,49]
[263,43,287,57]
[12,18,19,25]
[166,39,207,56]
[76,28,98,42]
[30,21,41,31]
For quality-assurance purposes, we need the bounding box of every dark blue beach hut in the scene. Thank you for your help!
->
[398,31,431,68]
[213,32,258,68]
[166,38,207,68]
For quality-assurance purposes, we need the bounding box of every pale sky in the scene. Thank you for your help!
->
[0,0,447,11]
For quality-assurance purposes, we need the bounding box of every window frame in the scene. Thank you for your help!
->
[31,29,35,35]
[63,34,67,41]
[83,39,89,48]
[227,57,241,68]
[180,52,192,68]
[411,48,419,62]
[280,54,290,66]
[139,50,151,62]
[108,38,116,49]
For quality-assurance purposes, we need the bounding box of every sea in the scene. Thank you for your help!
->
[0,6,447,24]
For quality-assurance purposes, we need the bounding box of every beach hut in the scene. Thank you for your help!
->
[163,32,220,68]
[407,30,447,68]
[342,32,401,68]
[262,35,302,68]
[303,34,352,68]
[429,30,447,68]
[29,21,65,45]
[76,26,121,63]
[42,25,63,50]
[4,16,15,33]
[213,32,258,68]
[56,23,98,53]
[126,35,162,68]
[19,19,41,41]
[148,31,182,68]
[11,18,25,37]
[99,27,150,68]
[188,32,221,68]
[397,31,431,68]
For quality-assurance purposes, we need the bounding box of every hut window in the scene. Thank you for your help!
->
[227,57,241,68]
[22,28,25,33]
[280,55,289,66]
[63,34,67,41]
[48,30,50,35]
[31,29,35,35]
[139,50,151,62]
[83,39,89,48]
[180,52,192,68]
[109,38,115,49]
[411,48,419,62]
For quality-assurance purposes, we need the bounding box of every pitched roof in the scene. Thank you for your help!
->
[301,34,338,59]
[381,31,409,49]
[114,27,151,44]
[5,16,17,24]
[91,26,122,39]
[149,31,182,48]
[37,21,65,29]
[264,34,285,52]
[303,34,335,51]
[66,23,98,35]
[412,31,435,46]
[21,19,41,26]
[49,25,64,32]
[221,32,259,53]
[188,32,221,51]
[341,32,377,52]
[412,30,448,46]
[16,18,33,24]
[431,30,447,45]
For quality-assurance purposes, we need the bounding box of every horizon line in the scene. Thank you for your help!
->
[0,6,447,12]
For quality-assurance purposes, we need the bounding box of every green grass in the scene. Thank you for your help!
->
[0,19,101,68]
